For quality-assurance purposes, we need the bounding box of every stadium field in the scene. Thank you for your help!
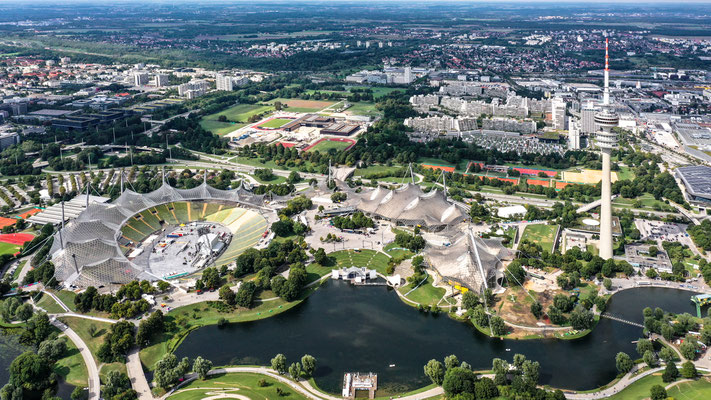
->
[258,118,293,129]
[198,119,244,136]
[304,137,355,152]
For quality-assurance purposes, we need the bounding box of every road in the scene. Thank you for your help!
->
[51,318,101,400]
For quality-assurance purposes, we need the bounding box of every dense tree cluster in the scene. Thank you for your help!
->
[394,231,425,252]
[331,212,374,230]
[136,310,165,347]
[97,321,135,362]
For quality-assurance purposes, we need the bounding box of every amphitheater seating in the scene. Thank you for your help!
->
[172,202,189,223]
[205,208,232,223]
[202,203,221,219]
[215,211,268,266]
[222,208,248,226]
[190,202,203,220]
[139,210,162,230]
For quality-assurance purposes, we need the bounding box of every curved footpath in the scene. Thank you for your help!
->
[163,366,445,400]
[31,297,101,400]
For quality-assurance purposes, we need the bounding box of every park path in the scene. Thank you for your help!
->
[128,346,154,400]
[564,365,664,399]
[50,317,101,400]
[164,366,446,400]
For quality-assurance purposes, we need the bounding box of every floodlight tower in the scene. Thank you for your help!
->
[595,37,619,260]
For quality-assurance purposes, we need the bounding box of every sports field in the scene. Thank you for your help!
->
[520,224,559,253]
[270,98,335,112]
[0,242,20,256]
[258,118,293,129]
[303,138,355,153]
[563,169,619,184]
[666,377,711,399]
[206,104,274,122]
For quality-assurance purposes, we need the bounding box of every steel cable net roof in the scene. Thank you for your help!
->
[355,183,467,229]
[426,233,506,294]
[50,181,266,288]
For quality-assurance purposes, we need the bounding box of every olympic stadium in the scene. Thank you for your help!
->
[49,181,274,288]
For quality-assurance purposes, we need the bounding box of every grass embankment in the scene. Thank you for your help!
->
[167,372,309,400]
[54,339,88,388]
[59,317,114,366]
[398,275,445,306]
[306,140,352,153]
[36,293,67,314]
[140,282,324,371]
[603,373,664,400]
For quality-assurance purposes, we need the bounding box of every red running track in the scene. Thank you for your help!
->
[0,233,35,245]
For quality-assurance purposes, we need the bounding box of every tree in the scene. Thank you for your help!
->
[15,303,33,322]
[38,338,67,362]
[442,367,478,397]
[424,359,445,385]
[444,354,460,370]
[615,352,633,374]
[287,171,301,184]
[490,316,506,336]
[662,361,679,383]
[643,350,658,368]
[219,285,236,306]
[7,351,56,396]
[193,356,212,380]
[70,387,86,400]
[680,360,697,379]
[569,306,594,330]
[505,262,526,286]
[288,362,302,380]
[157,281,170,292]
[603,278,612,290]
[650,385,667,400]
[474,377,498,399]
[636,339,654,357]
[301,355,316,378]
[659,347,675,364]
[235,281,257,308]
[136,310,164,346]
[271,354,287,375]
[462,291,479,310]
[154,354,190,389]
[530,302,542,319]
[680,336,700,360]
[102,371,135,399]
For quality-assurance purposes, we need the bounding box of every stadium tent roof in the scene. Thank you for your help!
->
[49,181,266,288]
[355,183,467,229]
[426,231,507,295]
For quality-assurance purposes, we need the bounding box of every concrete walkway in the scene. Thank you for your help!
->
[51,317,101,400]
[564,365,664,399]
[128,347,154,400]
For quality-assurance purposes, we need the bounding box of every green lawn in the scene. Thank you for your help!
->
[204,104,273,123]
[307,140,353,153]
[383,243,413,259]
[520,224,559,253]
[259,118,293,129]
[36,293,66,314]
[99,362,127,382]
[666,378,711,399]
[603,373,663,400]
[140,284,322,371]
[54,339,88,388]
[398,275,445,306]
[345,101,380,116]
[54,290,78,312]
[330,249,390,275]
[354,165,405,177]
[348,86,404,99]
[305,263,333,284]
[0,241,20,256]
[59,317,114,365]
[199,119,245,136]
[167,372,309,400]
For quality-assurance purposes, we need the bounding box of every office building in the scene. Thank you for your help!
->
[133,72,150,86]
[0,131,20,150]
[551,97,567,130]
[155,74,170,87]
[568,117,581,150]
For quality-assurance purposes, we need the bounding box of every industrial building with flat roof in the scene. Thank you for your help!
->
[676,165,711,205]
